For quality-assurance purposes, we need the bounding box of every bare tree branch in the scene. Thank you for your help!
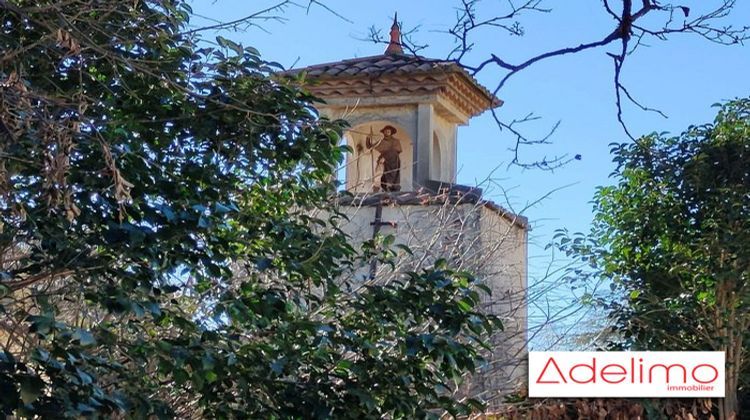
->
[444,0,749,165]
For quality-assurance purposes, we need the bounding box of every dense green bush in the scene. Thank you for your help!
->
[560,99,750,418]
[0,1,499,417]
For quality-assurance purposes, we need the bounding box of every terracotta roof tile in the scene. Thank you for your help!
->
[282,54,455,79]
[279,53,500,108]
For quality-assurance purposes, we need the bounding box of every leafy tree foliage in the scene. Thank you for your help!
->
[559,99,750,418]
[0,1,500,417]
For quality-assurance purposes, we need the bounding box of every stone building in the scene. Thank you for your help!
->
[284,15,528,405]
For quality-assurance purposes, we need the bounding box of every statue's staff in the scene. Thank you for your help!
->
[366,126,380,191]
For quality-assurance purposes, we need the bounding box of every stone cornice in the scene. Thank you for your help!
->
[279,53,502,122]
[335,189,528,230]
[303,71,500,122]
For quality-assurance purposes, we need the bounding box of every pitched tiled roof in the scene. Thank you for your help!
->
[281,53,501,108]
[283,54,454,78]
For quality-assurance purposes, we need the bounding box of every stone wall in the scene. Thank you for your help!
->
[334,196,528,405]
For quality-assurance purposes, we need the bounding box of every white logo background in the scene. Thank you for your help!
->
[529,351,725,398]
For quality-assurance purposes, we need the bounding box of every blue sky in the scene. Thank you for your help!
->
[190,1,749,334]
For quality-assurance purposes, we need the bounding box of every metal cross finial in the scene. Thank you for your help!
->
[385,12,403,55]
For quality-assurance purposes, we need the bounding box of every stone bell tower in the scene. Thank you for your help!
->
[282,14,527,408]
[285,13,501,193]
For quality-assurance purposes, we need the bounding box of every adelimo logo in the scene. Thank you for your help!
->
[529,351,725,398]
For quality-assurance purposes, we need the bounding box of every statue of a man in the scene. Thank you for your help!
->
[367,125,402,192]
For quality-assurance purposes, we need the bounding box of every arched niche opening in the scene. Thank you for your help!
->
[344,121,413,193]
[431,132,443,181]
